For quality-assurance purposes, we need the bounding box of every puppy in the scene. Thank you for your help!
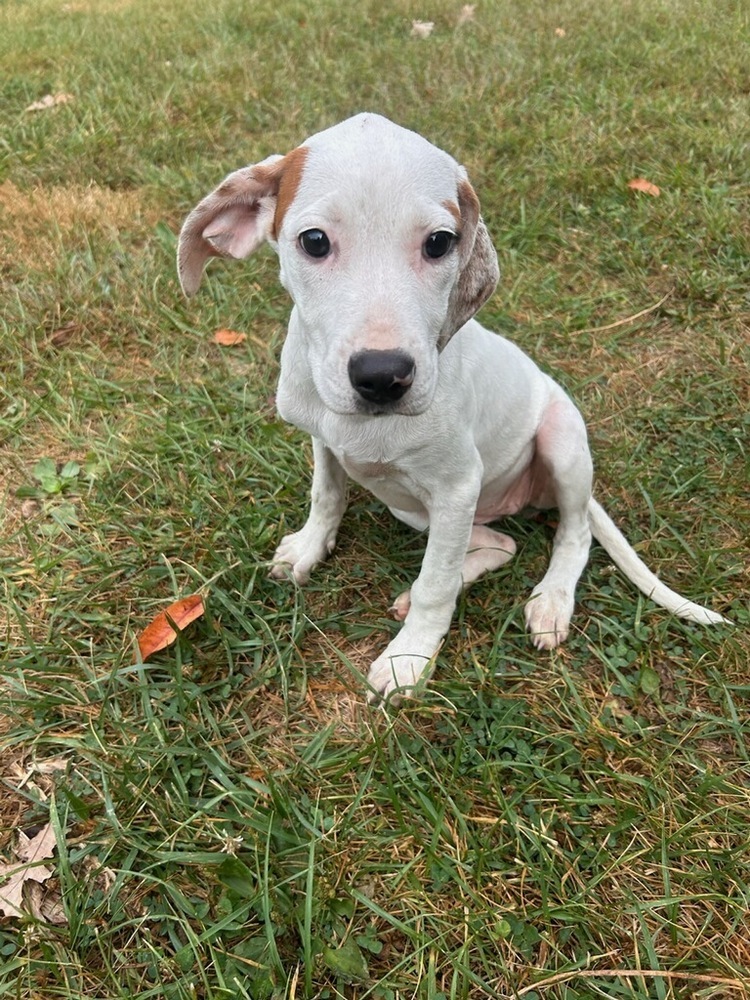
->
[178,113,726,702]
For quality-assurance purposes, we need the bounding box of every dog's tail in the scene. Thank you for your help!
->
[587,497,729,625]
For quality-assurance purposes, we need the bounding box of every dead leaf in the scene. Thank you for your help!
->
[137,594,205,660]
[16,824,58,865]
[0,822,58,919]
[603,696,631,720]
[554,26,567,37]
[82,855,116,894]
[213,328,247,346]
[8,754,68,789]
[627,177,661,197]
[27,881,67,924]
[532,511,560,530]
[25,93,74,113]
[457,5,475,25]
[0,863,53,917]
[30,756,70,776]
[46,322,80,348]
[20,499,40,520]
[411,20,434,38]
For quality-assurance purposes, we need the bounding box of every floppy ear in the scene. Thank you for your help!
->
[438,176,499,348]
[177,147,308,296]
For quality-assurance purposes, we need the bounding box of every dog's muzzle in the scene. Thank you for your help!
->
[348,349,416,406]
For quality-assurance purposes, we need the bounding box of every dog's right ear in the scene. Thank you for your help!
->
[177,147,308,296]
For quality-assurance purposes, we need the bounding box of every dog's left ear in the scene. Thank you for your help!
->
[439,177,499,348]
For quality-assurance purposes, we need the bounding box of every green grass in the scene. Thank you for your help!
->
[1,0,748,996]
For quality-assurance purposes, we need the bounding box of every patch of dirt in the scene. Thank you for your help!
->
[0,180,160,275]
[59,0,135,11]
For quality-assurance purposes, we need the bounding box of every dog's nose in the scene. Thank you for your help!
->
[348,349,416,405]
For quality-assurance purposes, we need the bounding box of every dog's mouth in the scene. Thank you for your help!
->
[353,397,428,418]
[312,360,437,418]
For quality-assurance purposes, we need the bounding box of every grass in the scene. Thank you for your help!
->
[1,0,748,996]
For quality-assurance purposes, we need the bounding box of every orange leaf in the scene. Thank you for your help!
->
[213,328,247,346]
[627,177,661,197]
[137,595,205,660]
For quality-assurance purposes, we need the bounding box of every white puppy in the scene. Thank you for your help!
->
[178,113,726,702]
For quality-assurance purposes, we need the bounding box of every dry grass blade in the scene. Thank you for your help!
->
[518,967,750,995]
[572,290,673,335]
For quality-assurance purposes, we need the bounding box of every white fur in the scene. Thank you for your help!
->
[178,113,727,704]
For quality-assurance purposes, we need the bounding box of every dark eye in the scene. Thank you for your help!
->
[424,230,457,260]
[299,229,331,258]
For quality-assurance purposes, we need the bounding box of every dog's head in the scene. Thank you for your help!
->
[178,113,499,416]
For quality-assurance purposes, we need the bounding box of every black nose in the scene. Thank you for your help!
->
[348,349,416,405]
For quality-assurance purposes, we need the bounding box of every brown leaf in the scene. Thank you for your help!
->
[457,5,475,25]
[213,328,247,346]
[46,322,80,348]
[627,177,661,197]
[17,824,58,864]
[0,822,58,918]
[26,881,68,925]
[25,93,74,112]
[29,756,70,776]
[0,861,54,917]
[410,20,434,38]
[20,499,40,520]
[137,594,205,660]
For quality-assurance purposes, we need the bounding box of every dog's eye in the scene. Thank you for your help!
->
[299,229,331,258]
[424,230,457,260]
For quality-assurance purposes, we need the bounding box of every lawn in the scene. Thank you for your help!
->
[1,0,748,997]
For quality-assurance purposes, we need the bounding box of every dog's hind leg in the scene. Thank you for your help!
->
[524,395,593,648]
[391,523,516,621]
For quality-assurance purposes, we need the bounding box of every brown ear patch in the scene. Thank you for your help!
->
[272,145,309,239]
[438,177,499,347]
[177,147,310,296]
[457,179,480,232]
[442,199,462,228]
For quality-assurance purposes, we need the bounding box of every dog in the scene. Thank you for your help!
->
[178,113,727,703]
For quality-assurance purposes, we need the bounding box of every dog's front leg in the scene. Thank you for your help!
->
[367,474,481,704]
[270,437,348,584]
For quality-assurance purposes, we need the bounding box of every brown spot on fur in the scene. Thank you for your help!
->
[272,145,309,239]
[438,177,499,347]
[457,178,480,230]
[443,199,462,227]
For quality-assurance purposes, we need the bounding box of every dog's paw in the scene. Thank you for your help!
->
[389,590,411,621]
[524,587,574,649]
[269,524,336,585]
[366,633,440,705]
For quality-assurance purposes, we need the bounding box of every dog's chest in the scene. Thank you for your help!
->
[335,449,426,513]
[342,456,393,481]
